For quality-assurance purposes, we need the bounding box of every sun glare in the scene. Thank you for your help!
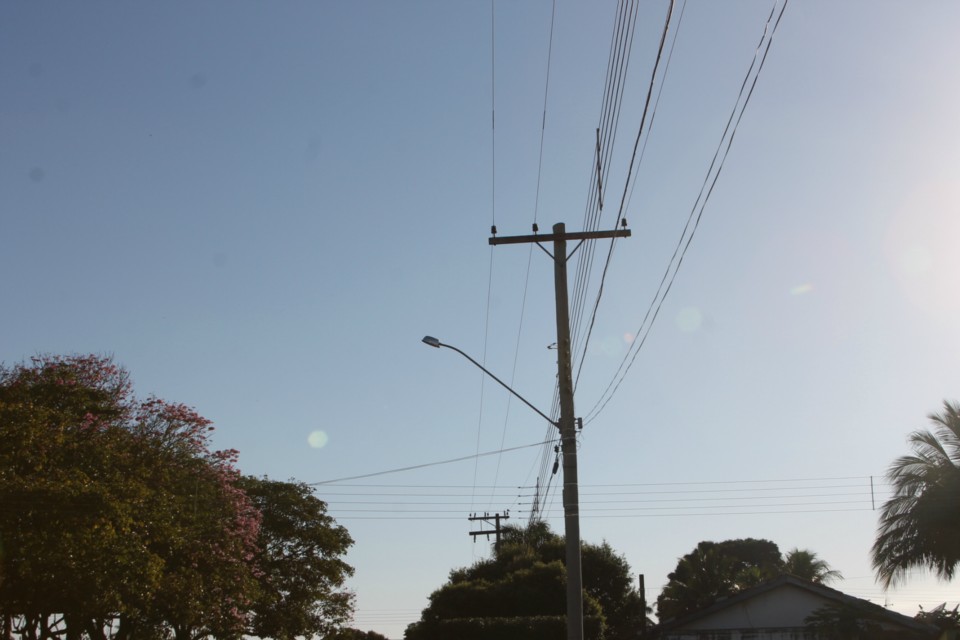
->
[885,178,960,322]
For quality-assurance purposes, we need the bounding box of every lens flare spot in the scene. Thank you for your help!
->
[675,306,703,333]
[623,332,635,344]
[307,430,329,449]
[790,283,814,295]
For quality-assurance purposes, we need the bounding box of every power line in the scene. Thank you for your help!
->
[471,0,499,519]
[332,506,874,521]
[622,0,688,219]
[313,473,895,490]
[569,0,641,371]
[308,438,554,486]
[531,0,642,523]
[528,507,875,518]
[584,0,790,424]
[532,0,557,229]
[492,0,559,513]
[470,248,494,514]
[574,0,676,391]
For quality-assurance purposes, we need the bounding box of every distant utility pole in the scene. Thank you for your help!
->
[468,511,510,552]
[639,574,647,639]
[490,221,631,640]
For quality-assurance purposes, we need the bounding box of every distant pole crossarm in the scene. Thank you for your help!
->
[421,336,557,429]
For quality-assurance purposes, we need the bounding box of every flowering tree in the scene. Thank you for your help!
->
[0,356,261,640]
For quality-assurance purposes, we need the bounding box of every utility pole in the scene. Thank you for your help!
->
[468,511,510,552]
[639,574,647,639]
[490,221,631,640]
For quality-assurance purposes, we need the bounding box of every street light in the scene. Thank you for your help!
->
[421,336,557,429]
[422,333,584,640]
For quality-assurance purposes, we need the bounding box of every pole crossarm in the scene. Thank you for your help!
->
[489,228,631,246]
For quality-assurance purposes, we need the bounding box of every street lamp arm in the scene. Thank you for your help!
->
[422,336,558,429]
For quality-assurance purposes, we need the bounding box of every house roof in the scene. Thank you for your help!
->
[657,574,938,637]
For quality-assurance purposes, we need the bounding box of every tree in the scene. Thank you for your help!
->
[405,522,644,640]
[496,522,647,639]
[325,630,389,640]
[0,355,168,637]
[872,400,960,588]
[656,539,783,621]
[239,476,355,640]
[783,548,843,584]
[657,539,844,621]
[0,355,264,640]
[0,355,355,640]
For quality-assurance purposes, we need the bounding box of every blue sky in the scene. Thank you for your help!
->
[3,1,959,637]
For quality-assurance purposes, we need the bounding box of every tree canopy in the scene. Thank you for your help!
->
[656,539,841,621]
[324,630,390,640]
[240,476,354,640]
[872,400,960,588]
[0,354,354,640]
[405,521,646,640]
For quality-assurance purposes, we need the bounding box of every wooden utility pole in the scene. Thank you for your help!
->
[468,511,510,551]
[490,221,631,640]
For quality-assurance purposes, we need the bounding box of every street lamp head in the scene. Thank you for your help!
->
[421,336,441,348]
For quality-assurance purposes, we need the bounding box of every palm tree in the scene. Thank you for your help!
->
[872,400,960,588]
[783,548,843,584]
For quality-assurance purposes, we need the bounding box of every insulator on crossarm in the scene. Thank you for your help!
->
[491,225,497,235]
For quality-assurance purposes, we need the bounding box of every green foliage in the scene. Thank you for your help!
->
[656,538,783,621]
[783,548,843,584]
[657,539,844,622]
[406,521,645,640]
[406,614,604,640]
[872,400,960,588]
[0,355,354,640]
[239,476,355,640]
[324,628,390,640]
[0,356,169,623]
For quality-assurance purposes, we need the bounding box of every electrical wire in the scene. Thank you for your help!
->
[468,0,499,520]
[469,250,494,514]
[308,438,554,486]
[531,0,641,522]
[584,0,790,425]
[486,0,558,511]
[622,0,688,219]
[569,0,641,370]
[314,473,912,521]
[532,0,557,229]
[574,0,676,392]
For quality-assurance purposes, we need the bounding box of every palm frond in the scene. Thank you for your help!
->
[872,400,960,588]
